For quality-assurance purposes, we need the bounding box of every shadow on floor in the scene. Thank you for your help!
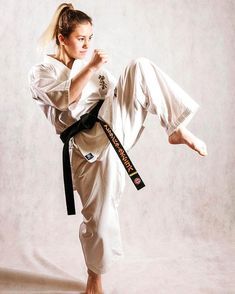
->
[0,266,86,293]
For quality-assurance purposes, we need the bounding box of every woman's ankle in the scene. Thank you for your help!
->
[87,268,101,279]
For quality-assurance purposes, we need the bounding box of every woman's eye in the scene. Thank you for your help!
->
[77,36,93,42]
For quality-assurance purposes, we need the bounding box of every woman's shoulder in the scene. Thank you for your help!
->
[28,61,56,82]
[29,62,55,75]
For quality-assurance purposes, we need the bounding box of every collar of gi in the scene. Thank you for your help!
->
[44,54,87,78]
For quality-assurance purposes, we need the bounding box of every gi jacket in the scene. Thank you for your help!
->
[28,54,117,162]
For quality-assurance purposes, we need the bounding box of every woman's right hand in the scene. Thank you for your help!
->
[87,49,108,72]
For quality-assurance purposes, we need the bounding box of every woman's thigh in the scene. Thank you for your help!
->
[71,143,126,219]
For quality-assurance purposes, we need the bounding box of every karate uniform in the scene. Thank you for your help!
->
[28,55,199,274]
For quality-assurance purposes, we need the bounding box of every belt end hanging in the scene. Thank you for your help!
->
[130,172,145,190]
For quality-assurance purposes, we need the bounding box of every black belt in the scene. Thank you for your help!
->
[60,100,145,215]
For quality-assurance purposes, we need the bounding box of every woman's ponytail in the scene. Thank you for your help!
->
[37,3,74,51]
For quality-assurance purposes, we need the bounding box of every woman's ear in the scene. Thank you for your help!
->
[58,33,67,46]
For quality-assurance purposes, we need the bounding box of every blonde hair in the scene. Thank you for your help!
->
[37,2,92,51]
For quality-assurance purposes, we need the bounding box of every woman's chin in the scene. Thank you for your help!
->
[75,56,86,60]
[76,52,87,59]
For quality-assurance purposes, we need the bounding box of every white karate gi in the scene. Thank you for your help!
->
[28,55,199,274]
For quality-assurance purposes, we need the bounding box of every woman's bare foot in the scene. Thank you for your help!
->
[168,126,207,156]
[85,268,104,294]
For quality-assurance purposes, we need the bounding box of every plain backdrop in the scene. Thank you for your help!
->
[0,0,234,293]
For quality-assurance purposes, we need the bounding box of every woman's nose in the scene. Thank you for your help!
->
[83,40,89,49]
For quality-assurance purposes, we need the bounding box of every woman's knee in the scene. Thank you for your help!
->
[128,56,151,68]
[79,219,113,242]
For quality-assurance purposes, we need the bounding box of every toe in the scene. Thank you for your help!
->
[198,143,207,156]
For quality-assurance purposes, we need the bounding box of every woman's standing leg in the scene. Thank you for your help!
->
[71,141,126,293]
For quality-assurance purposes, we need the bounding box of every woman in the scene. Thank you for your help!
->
[28,3,207,293]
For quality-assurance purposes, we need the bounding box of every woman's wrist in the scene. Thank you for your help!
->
[86,63,97,73]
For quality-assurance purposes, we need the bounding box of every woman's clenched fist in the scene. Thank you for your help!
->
[88,49,108,71]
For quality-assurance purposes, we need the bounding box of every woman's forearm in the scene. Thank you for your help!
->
[69,49,108,105]
[69,64,96,104]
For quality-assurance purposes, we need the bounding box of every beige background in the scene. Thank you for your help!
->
[0,0,234,293]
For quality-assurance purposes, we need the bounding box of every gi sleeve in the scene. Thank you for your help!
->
[99,68,118,98]
[28,64,72,111]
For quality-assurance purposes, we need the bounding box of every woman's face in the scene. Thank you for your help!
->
[61,22,93,59]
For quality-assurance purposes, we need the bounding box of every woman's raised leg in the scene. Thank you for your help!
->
[104,57,207,155]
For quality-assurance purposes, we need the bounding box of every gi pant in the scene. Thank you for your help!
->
[71,57,199,274]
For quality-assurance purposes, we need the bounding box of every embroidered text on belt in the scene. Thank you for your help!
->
[60,100,145,215]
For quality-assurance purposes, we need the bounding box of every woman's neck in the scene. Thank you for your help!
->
[54,47,75,69]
